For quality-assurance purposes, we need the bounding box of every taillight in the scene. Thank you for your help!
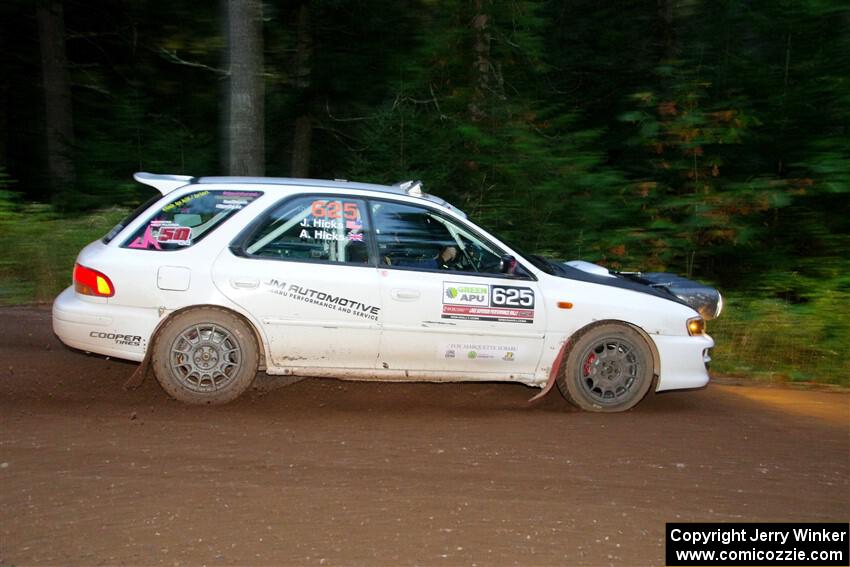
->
[73,263,115,297]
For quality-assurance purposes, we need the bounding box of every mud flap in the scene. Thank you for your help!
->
[527,339,569,403]
[124,307,169,390]
[123,352,152,390]
[527,380,555,403]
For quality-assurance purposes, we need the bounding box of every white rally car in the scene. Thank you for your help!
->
[53,173,721,411]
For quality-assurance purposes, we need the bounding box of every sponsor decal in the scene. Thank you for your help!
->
[154,221,192,245]
[215,199,248,211]
[443,282,489,306]
[162,190,209,213]
[442,304,535,323]
[221,191,261,198]
[128,220,192,248]
[439,342,522,362]
[441,282,535,323]
[89,331,142,347]
[215,192,260,209]
[266,278,288,296]
[127,223,162,250]
[262,280,381,321]
[128,191,258,250]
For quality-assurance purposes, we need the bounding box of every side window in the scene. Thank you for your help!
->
[244,196,371,264]
[122,189,262,251]
[370,201,507,275]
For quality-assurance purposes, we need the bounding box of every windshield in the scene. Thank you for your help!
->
[480,227,557,275]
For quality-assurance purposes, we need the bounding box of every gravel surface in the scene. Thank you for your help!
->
[1,306,848,566]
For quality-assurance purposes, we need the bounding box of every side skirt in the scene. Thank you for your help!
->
[265,365,544,386]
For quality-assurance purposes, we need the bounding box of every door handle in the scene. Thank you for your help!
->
[231,278,259,289]
[391,289,420,301]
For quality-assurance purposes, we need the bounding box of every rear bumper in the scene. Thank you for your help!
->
[52,286,159,362]
[651,333,714,392]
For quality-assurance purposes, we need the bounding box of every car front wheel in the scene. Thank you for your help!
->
[152,307,259,405]
[556,323,655,412]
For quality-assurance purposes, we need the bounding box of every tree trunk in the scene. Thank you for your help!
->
[657,0,674,60]
[225,0,264,176]
[37,0,75,197]
[290,2,313,178]
[469,0,491,122]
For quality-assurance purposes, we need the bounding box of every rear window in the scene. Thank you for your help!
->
[121,189,262,251]
[102,193,162,244]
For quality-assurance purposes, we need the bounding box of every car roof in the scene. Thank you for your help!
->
[196,175,397,194]
[134,172,467,218]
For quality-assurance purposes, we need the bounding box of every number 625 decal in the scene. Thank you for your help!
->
[491,285,535,308]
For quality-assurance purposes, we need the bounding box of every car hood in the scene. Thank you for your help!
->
[533,258,723,320]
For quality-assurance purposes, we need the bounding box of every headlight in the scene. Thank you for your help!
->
[687,316,706,336]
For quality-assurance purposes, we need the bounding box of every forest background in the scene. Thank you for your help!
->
[1,0,847,385]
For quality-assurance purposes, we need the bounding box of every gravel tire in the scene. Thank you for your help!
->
[152,308,259,405]
[556,323,654,412]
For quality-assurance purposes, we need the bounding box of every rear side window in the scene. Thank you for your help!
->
[122,189,262,251]
[102,193,162,244]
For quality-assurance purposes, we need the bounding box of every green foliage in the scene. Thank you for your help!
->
[344,0,626,266]
[0,195,126,304]
[615,68,778,272]
[711,290,850,387]
[0,167,18,217]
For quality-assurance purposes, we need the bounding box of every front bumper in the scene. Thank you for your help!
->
[52,286,159,362]
[651,333,714,392]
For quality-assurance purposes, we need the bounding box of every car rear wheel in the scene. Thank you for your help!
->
[152,308,259,405]
[556,323,654,412]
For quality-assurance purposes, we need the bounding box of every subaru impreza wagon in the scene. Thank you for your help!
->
[53,172,721,411]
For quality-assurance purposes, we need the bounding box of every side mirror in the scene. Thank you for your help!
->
[500,254,517,275]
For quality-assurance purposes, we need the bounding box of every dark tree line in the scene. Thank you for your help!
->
[1,0,848,300]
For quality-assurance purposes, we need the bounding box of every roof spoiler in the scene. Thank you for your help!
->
[133,172,195,195]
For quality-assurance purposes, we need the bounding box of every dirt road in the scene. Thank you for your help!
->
[1,306,848,566]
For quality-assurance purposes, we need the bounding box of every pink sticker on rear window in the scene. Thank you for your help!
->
[127,224,162,250]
